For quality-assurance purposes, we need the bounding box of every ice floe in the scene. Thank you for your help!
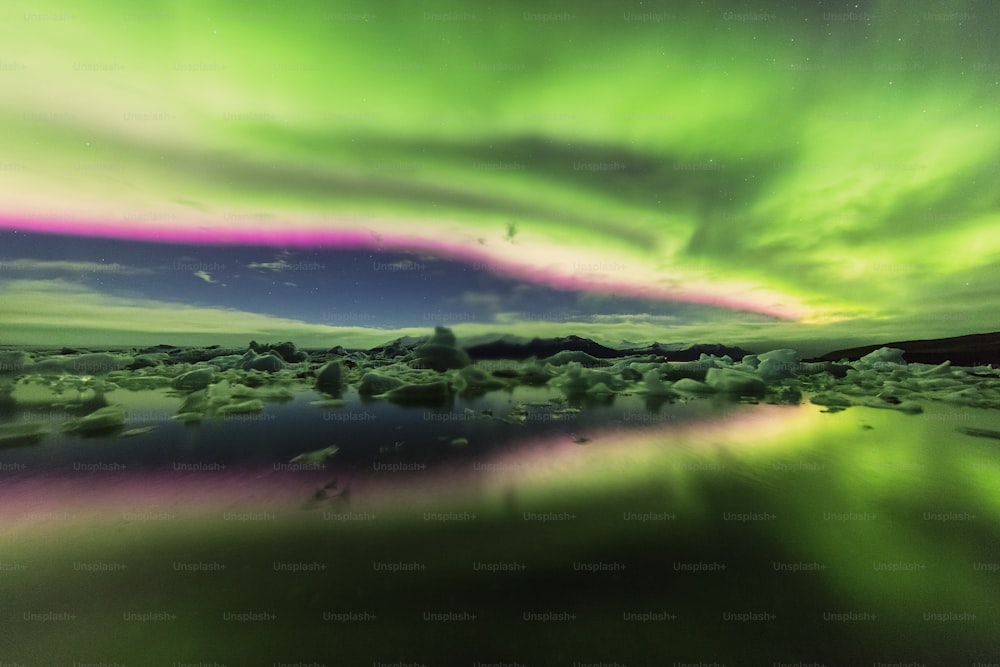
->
[2,331,999,451]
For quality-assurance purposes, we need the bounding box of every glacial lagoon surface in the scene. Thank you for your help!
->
[1,344,999,665]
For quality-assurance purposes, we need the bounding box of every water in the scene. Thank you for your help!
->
[0,383,746,473]
[2,385,999,663]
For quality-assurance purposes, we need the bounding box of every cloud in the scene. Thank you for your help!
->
[0,259,152,275]
[586,313,682,325]
[0,278,991,358]
[0,279,418,348]
[460,290,505,310]
[491,310,575,325]
[247,259,290,272]
[247,250,298,274]
[193,271,218,284]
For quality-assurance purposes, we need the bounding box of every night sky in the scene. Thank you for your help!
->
[0,229,755,349]
[1,0,998,354]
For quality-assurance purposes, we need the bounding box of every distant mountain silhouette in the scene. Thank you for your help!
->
[627,342,753,361]
[814,331,1000,366]
[463,335,618,360]
[463,335,752,362]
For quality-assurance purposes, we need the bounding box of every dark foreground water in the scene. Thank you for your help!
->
[1,386,999,665]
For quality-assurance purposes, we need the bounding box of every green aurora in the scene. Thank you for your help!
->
[1,0,999,350]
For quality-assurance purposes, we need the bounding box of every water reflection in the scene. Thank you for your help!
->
[2,387,998,662]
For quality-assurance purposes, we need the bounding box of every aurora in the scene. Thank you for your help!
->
[0,0,997,353]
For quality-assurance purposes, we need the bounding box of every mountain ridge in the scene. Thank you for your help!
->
[362,333,754,362]
[812,331,1000,366]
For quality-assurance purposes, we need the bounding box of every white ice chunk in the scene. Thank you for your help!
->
[551,362,625,394]
[810,392,853,408]
[0,350,31,375]
[642,369,676,396]
[239,350,284,373]
[854,347,906,371]
[62,405,126,434]
[705,367,767,396]
[756,349,801,382]
[384,379,451,404]
[216,399,264,414]
[411,326,471,372]
[0,421,49,446]
[672,378,715,394]
[911,360,952,377]
[172,368,215,391]
[357,371,403,396]
[315,361,344,393]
